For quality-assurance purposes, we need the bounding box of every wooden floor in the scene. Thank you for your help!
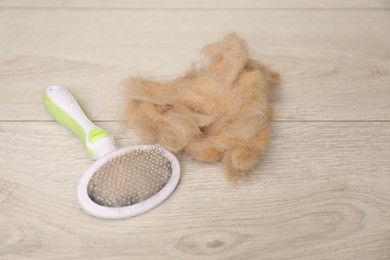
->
[1,1,390,259]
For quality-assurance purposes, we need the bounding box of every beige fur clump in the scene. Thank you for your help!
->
[124,33,280,181]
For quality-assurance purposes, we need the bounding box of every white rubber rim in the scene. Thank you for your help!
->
[77,145,181,219]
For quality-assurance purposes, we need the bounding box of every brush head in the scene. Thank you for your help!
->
[87,144,172,207]
[77,144,180,219]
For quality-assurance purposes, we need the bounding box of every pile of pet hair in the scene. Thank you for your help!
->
[124,33,280,180]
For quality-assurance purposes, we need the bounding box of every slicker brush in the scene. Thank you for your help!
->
[43,86,180,219]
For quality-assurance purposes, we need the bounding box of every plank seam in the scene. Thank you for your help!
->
[0,7,389,11]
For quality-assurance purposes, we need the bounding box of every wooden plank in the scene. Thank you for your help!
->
[0,0,389,9]
[0,121,389,259]
[0,9,389,121]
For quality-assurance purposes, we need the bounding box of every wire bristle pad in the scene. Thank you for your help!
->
[87,145,172,207]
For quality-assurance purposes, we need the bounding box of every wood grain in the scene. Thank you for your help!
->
[0,122,389,259]
[0,9,389,121]
[1,1,389,259]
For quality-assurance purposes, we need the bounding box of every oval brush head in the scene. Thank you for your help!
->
[87,144,172,207]
[77,145,180,219]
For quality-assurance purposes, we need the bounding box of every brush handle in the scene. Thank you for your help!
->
[43,85,117,160]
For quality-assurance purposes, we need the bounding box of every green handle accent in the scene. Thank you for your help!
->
[89,129,110,144]
[43,86,116,159]
[43,91,94,157]
[43,92,85,142]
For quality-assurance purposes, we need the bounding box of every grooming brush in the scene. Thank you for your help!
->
[43,86,180,219]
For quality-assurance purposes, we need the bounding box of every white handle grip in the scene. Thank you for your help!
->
[43,85,117,160]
